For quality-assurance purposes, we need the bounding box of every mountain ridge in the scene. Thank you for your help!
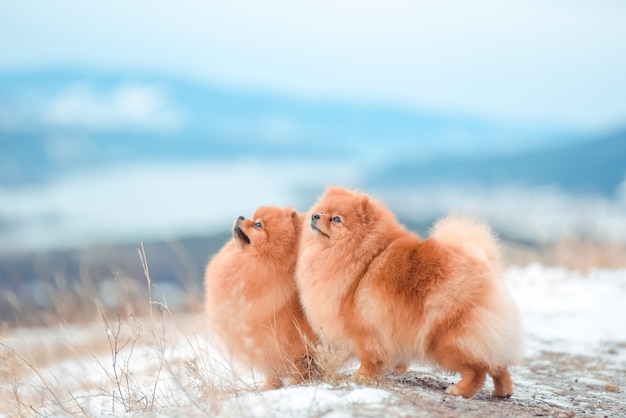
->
[1,70,622,195]
[375,129,626,196]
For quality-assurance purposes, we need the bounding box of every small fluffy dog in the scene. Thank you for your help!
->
[296,187,523,398]
[204,206,317,389]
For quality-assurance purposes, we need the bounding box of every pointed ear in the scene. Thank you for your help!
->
[326,185,348,196]
[286,206,301,230]
[358,195,370,224]
[285,206,297,218]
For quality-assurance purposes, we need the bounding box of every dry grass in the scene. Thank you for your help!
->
[502,238,626,271]
[0,239,207,329]
[0,243,229,417]
[311,339,355,385]
[0,243,332,417]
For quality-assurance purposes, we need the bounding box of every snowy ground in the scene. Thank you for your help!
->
[1,264,625,417]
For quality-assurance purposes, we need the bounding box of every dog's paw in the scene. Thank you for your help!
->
[445,383,481,399]
[492,387,513,398]
[445,384,461,396]
[393,364,408,375]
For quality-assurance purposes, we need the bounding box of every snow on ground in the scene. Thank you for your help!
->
[508,264,626,351]
[1,264,625,417]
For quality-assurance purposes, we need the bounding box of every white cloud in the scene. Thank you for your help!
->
[1,1,626,131]
[44,82,184,132]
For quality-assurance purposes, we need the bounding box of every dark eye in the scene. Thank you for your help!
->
[332,216,341,224]
[254,221,262,229]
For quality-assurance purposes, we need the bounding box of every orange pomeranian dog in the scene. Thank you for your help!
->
[296,187,523,398]
[204,206,317,390]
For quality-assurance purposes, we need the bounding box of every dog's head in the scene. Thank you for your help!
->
[307,186,402,249]
[307,187,373,247]
[233,206,302,256]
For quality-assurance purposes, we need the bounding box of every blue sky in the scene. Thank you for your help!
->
[1,0,626,133]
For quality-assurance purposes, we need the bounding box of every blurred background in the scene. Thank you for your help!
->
[1,1,625,326]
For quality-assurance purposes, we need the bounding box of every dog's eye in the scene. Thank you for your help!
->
[332,216,342,224]
[254,222,263,229]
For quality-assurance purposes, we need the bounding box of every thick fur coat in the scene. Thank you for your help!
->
[296,187,523,398]
[204,206,317,389]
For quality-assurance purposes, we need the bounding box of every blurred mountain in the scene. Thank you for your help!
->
[375,130,626,195]
[1,70,572,185]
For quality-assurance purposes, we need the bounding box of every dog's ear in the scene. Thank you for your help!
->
[358,195,370,224]
[286,206,301,230]
[326,185,349,196]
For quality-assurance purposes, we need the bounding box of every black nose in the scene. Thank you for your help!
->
[312,213,320,221]
[238,215,245,221]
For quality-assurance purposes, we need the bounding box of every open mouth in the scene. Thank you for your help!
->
[310,222,329,238]
[233,225,250,245]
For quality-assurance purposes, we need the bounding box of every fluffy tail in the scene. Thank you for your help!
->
[430,215,500,266]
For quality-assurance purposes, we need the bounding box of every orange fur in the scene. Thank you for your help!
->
[296,187,523,398]
[204,206,317,390]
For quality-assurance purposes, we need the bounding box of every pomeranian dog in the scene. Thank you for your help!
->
[296,187,523,398]
[204,206,317,390]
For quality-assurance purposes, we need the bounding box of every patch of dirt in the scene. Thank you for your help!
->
[370,341,626,417]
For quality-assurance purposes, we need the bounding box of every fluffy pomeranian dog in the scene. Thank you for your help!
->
[204,206,317,390]
[296,187,523,398]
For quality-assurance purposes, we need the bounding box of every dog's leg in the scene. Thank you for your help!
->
[490,366,514,397]
[349,335,384,379]
[445,368,486,398]
[354,346,385,382]
[261,373,283,390]
[394,363,408,374]
[356,358,384,378]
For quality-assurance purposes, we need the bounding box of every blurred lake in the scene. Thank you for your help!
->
[1,71,625,254]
